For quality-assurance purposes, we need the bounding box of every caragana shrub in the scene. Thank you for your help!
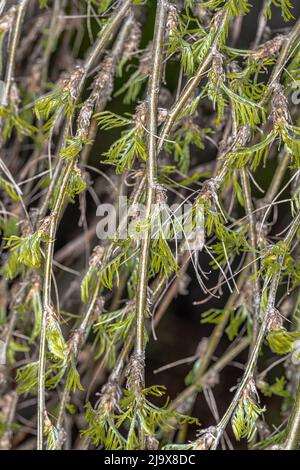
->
[0,0,299,451]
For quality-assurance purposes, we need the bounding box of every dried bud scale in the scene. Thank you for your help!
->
[9,81,20,109]
[145,435,159,450]
[2,0,300,452]
[96,382,122,416]
[93,56,115,106]
[242,377,259,402]
[192,4,212,25]
[138,42,153,76]
[134,101,148,127]
[270,84,291,126]
[0,7,16,33]
[154,184,168,205]
[193,427,217,450]
[252,35,285,61]
[76,99,94,141]
[62,66,85,100]
[266,308,283,332]
[123,20,141,57]
[166,4,178,37]
[89,245,105,269]
[126,352,145,391]
[211,51,225,83]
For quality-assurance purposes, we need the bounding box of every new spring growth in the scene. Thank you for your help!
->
[231,377,265,442]
[266,307,300,355]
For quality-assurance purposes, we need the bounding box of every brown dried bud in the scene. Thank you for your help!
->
[94,56,114,104]
[123,20,141,56]
[210,8,225,30]
[27,61,43,94]
[0,7,16,33]
[46,304,59,327]
[166,5,178,37]
[145,435,159,450]
[134,101,147,126]
[236,279,254,313]
[126,352,145,391]
[228,61,242,75]
[192,5,212,25]
[203,369,219,388]
[67,329,82,358]
[271,84,290,126]
[193,427,217,450]
[77,99,94,140]
[234,124,251,148]
[25,274,42,303]
[157,107,168,125]
[38,215,52,237]
[252,35,285,60]
[211,52,225,82]
[62,66,85,99]
[20,219,32,237]
[9,82,20,108]
[96,382,122,416]
[138,43,153,76]
[266,308,283,332]
[155,184,168,205]
[134,101,167,127]
[94,296,106,317]
[198,179,218,204]
[0,391,18,450]
[242,377,258,401]
[89,245,105,269]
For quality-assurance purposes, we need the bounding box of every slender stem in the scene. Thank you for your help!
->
[37,0,133,449]
[56,176,145,439]
[38,0,133,219]
[135,0,168,359]
[211,212,300,449]
[2,0,29,107]
[252,0,269,49]
[268,17,300,88]
[283,379,300,450]
[157,7,230,153]
[38,160,73,450]
[264,151,290,204]
[170,263,250,411]
[240,168,260,351]
[41,0,64,85]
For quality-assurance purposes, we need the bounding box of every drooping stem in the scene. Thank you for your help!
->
[38,0,133,219]
[157,7,230,153]
[134,0,168,364]
[211,212,300,449]
[170,262,250,412]
[240,168,260,350]
[2,0,29,107]
[283,379,300,450]
[268,17,300,88]
[37,0,133,450]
